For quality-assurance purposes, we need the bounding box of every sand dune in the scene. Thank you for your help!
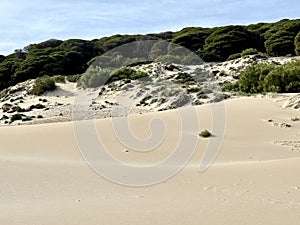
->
[1,96,300,225]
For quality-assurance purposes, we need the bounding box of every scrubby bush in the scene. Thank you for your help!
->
[221,82,239,92]
[53,75,66,83]
[238,63,275,93]
[10,113,23,123]
[66,74,81,82]
[232,60,300,93]
[78,67,112,88]
[199,130,211,138]
[108,67,148,83]
[241,48,259,56]
[79,66,148,88]
[227,53,242,61]
[227,48,260,61]
[30,76,56,95]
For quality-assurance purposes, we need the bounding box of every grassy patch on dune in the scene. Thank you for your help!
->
[30,76,56,95]
[78,66,148,88]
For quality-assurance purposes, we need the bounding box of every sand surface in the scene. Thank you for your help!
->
[1,96,300,225]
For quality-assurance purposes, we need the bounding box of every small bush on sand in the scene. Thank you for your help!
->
[79,66,148,88]
[237,60,300,93]
[199,130,211,138]
[31,76,56,95]
[227,53,242,61]
[241,48,258,56]
[78,67,112,88]
[53,75,66,83]
[10,113,23,123]
[66,74,82,83]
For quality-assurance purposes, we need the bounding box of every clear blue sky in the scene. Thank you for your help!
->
[0,0,299,55]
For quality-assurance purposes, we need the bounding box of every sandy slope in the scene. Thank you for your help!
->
[0,97,300,225]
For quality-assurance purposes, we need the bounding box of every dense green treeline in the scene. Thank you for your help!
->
[0,18,299,91]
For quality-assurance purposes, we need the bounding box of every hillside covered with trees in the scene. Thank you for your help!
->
[0,18,299,91]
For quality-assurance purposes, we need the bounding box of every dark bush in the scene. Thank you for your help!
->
[10,114,23,123]
[66,74,81,82]
[199,130,211,138]
[53,75,66,83]
[200,26,261,61]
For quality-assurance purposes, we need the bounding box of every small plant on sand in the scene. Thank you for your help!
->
[30,76,56,95]
[10,113,23,123]
[66,74,82,83]
[53,75,66,83]
[199,129,211,138]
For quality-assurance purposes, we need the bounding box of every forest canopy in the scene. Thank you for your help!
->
[0,18,299,91]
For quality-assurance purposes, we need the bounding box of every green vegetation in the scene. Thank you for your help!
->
[199,130,212,138]
[52,75,66,83]
[223,60,300,93]
[198,26,262,61]
[171,27,213,52]
[295,31,300,56]
[108,67,148,83]
[227,48,260,61]
[79,66,148,88]
[0,18,300,91]
[264,19,300,56]
[30,76,56,95]
[10,114,23,123]
[66,74,81,82]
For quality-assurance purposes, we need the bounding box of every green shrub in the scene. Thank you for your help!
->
[234,60,300,93]
[238,63,275,93]
[78,67,112,88]
[199,130,211,138]
[221,82,239,92]
[66,74,81,82]
[108,67,148,83]
[241,48,259,56]
[53,75,66,83]
[31,76,56,95]
[227,53,242,61]
[79,66,148,88]
[10,114,23,123]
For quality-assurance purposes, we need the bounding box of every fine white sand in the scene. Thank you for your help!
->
[1,96,300,225]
